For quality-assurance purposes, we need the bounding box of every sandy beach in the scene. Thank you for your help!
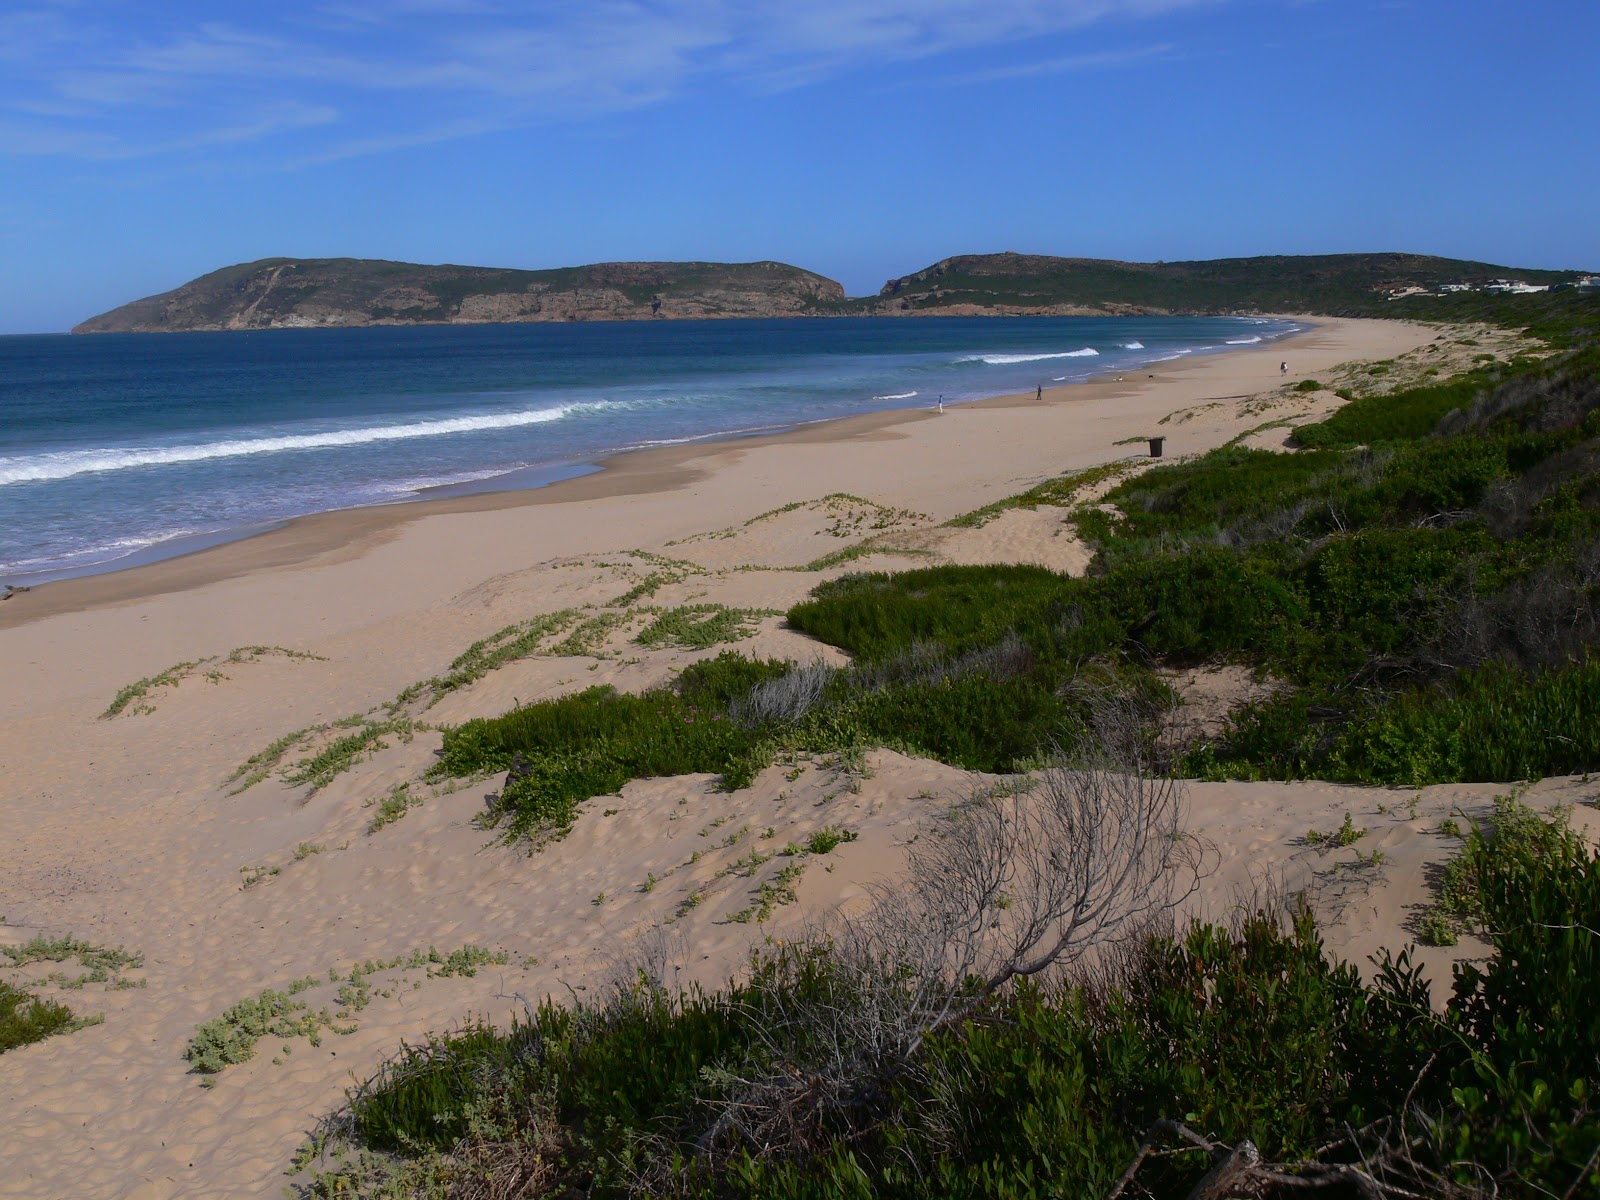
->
[3,313,1583,1200]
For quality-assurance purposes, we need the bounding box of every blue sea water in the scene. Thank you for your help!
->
[0,315,1299,584]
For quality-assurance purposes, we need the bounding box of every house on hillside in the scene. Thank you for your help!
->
[1485,279,1551,295]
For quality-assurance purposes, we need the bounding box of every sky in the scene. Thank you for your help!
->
[1,0,1597,333]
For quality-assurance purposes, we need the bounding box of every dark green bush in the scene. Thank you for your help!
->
[0,981,78,1054]
[440,683,769,840]
[828,674,1068,773]
[353,1023,541,1153]
[1294,373,1491,448]
[787,564,1066,663]
[1438,803,1600,1194]
[317,813,1600,1197]
[1328,657,1600,784]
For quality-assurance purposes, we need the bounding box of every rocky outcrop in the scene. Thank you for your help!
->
[73,258,849,333]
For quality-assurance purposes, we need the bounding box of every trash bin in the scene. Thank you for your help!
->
[1147,436,1165,458]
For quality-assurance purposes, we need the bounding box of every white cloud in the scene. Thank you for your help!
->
[0,1,1225,164]
[939,42,1178,86]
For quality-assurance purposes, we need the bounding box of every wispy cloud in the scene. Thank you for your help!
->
[941,42,1178,85]
[0,1,1225,166]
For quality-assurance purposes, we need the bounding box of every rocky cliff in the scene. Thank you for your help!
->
[73,258,849,333]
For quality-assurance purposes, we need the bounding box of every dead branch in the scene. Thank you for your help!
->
[695,687,1206,1165]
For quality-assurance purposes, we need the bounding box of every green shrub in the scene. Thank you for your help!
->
[1328,657,1600,784]
[351,1023,544,1153]
[0,981,80,1053]
[636,604,773,650]
[185,985,331,1073]
[787,564,1067,663]
[1294,372,1493,448]
[302,802,1600,1198]
[1442,805,1600,1193]
[440,682,771,842]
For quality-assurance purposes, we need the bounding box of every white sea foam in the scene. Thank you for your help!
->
[369,469,509,495]
[1120,341,1146,349]
[630,433,724,448]
[0,528,217,579]
[1226,336,1263,345]
[959,348,1099,365]
[2,533,184,572]
[0,401,616,487]
[873,391,918,400]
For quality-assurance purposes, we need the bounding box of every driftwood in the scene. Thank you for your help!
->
[1186,1139,1264,1200]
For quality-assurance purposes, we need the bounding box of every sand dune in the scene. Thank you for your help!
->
[4,315,1574,1200]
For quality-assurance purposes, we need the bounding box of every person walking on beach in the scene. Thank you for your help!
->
[1280,361,1288,376]
[937,395,944,413]
[1035,383,1043,401]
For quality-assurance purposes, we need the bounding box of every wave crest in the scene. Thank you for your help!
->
[0,402,614,487]
[959,348,1099,365]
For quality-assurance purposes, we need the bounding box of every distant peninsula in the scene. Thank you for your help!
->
[861,251,1592,316]
[71,258,849,333]
[73,251,1594,332]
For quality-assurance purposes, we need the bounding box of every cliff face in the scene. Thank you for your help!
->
[73,258,849,333]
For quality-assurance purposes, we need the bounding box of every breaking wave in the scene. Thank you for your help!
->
[960,348,1099,365]
[0,401,618,487]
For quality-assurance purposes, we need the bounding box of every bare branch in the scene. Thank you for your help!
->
[696,684,1206,1166]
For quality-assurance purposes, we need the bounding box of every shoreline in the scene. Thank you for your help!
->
[3,310,1505,1200]
[0,317,1317,628]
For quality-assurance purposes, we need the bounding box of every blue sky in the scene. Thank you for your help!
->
[2,0,1596,333]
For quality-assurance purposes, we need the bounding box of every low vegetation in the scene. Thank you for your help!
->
[2,934,144,990]
[634,604,777,650]
[0,933,136,1054]
[942,460,1128,528]
[300,759,1599,1200]
[276,293,1600,1194]
[0,981,84,1054]
[103,644,324,717]
[185,946,507,1078]
[429,300,1600,848]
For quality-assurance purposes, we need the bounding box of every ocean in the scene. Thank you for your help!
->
[0,315,1300,584]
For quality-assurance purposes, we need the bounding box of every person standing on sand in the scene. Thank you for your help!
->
[1281,361,1288,375]
[1035,383,1043,401]
[937,395,944,413]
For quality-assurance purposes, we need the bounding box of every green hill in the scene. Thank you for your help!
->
[75,250,1594,332]
[863,250,1587,315]
[72,257,849,333]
